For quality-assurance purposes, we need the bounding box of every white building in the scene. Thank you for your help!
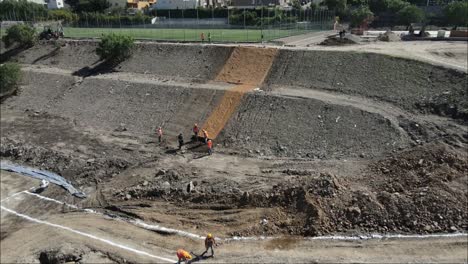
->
[151,0,199,9]
[46,0,64,9]
[24,0,46,5]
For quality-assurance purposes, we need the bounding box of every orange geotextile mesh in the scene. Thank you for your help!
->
[215,47,278,85]
[202,47,278,139]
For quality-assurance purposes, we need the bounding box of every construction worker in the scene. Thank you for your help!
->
[176,249,192,264]
[201,233,217,257]
[200,32,205,42]
[157,126,163,143]
[202,129,209,144]
[208,32,212,43]
[207,139,213,155]
[178,133,184,150]
[192,123,199,141]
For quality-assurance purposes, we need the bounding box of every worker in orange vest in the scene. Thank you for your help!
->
[157,126,163,143]
[176,249,192,264]
[207,139,213,155]
[201,233,217,257]
[192,123,199,141]
[202,129,209,144]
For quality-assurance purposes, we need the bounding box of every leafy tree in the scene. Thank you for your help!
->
[444,1,468,27]
[2,24,37,48]
[348,0,367,7]
[350,5,374,27]
[369,0,409,13]
[74,0,110,13]
[96,33,134,62]
[0,0,48,21]
[64,0,80,11]
[48,9,79,23]
[0,63,21,96]
[291,0,302,10]
[322,0,347,13]
[397,5,425,25]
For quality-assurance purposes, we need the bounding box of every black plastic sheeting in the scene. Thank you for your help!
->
[0,160,86,198]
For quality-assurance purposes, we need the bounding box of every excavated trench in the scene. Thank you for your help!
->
[1,41,467,239]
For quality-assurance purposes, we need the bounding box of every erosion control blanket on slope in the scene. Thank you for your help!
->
[0,160,86,198]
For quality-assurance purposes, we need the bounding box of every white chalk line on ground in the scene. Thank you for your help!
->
[19,191,468,242]
[0,190,26,203]
[0,204,176,263]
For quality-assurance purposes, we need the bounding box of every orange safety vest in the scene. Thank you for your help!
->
[207,140,213,149]
[193,126,199,133]
[176,249,192,260]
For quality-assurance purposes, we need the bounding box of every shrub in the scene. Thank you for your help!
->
[2,24,37,48]
[0,63,21,96]
[444,1,468,27]
[96,33,134,62]
[350,5,374,27]
[48,9,79,24]
[397,5,425,25]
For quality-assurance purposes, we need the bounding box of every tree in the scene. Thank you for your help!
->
[350,5,374,27]
[322,0,347,13]
[0,63,21,97]
[444,1,468,27]
[48,9,79,23]
[74,0,110,13]
[291,0,302,10]
[369,0,409,14]
[64,0,80,11]
[96,34,134,62]
[2,24,37,48]
[397,5,425,25]
[0,0,48,21]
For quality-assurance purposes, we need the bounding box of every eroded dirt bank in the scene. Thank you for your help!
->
[1,40,467,262]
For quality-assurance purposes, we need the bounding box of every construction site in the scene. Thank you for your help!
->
[1,36,467,263]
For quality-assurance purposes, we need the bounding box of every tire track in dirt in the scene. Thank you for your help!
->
[201,47,278,139]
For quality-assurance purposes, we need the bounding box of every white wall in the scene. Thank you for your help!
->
[26,0,47,5]
[152,0,199,10]
[47,0,64,9]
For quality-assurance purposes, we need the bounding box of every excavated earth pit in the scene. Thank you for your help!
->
[1,40,467,262]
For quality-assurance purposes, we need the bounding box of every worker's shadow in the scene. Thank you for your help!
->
[193,153,210,159]
[186,254,213,264]
[165,149,179,155]
[72,59,119,78]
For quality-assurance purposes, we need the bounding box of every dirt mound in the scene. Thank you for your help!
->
[265,50,468,121]
[319,35,360,46]
[113,143,466,237]
[378,31,401,42]
[2,41,232,82]
[221,92,403,158]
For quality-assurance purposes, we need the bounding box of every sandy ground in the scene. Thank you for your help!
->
[2,172,467,263]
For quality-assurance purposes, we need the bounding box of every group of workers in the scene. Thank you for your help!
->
[177,233,217,264]
[156,124,213,155]
[200,32,212,43]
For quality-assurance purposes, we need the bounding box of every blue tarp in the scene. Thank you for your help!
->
[0,160,86,198]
